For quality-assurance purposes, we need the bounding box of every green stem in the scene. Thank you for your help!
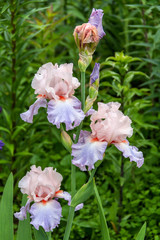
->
[81,71,85,109]
[63,71,86,240]
[63,207,75,240]
[93,181,110,240]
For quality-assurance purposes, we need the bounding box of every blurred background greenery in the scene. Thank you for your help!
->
[0,0,160,239]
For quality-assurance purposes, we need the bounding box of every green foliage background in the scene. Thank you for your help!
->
[0,0,160,239]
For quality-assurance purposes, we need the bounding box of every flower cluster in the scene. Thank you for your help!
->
[15,7,145,236]
[72,102,144,171]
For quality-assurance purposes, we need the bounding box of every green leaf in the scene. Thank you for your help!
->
[34,227,48,240]
[0,173,13,240]
[0,126,10,134]
[93,180,110,240]
[136,222,146,240]
[71,179,94,207]
[17,195,32,240]
[1,2,10,13]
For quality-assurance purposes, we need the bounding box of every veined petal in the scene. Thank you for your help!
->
[72,130,107,171]
[114,140,144,168]
[47,97,85,131]
[14,199,31,221]
[30,200,62,232]
[20,98,47,123]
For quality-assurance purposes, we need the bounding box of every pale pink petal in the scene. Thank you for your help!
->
[90,102,133,143]
[18,165,42,196]
[29,200,62,232]
[114,140,144,168]
[31,62,80,100]
[47,97,85,131]
[18,166,63,202]
[14,199,32,220]
[72,130,107,171]
[20,98,47,123]
[31,62,56,98]
[32,168,63,202]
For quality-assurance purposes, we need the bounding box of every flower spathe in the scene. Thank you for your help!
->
[20,63,85,130]
[14,165,82,232]
[72,102,144,171]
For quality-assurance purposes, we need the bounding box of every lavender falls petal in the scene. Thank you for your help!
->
[20,98,47,123]
[29,200,62,232]
[114,141,144,168]
[72,130,107,171]
[47,97,85,130]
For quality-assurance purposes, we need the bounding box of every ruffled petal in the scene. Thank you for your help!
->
[29,200,62,232]
[47,97,85,131]
[20,98,47,123]
[14,199,31,221]
[72,130,107,171]
[113,140,144,168]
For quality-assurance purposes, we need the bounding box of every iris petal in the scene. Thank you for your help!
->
[114,140,144,168]
[20,98,47,123]
[30,200,62,232]
[72,130,107,171]
[47,97,85,131]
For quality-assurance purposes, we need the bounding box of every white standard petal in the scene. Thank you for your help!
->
[72,130,107,171]
[47,97,85,131]
[114,140,144,168]
[20,98,47,123]
[14,199,31,221]
[29,200,62,232]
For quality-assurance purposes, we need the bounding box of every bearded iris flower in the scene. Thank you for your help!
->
[72,102,144,171]
[20,63,85,131]
[14,165,82,232]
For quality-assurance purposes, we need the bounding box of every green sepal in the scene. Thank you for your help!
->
[61,130,73,153]
[71,179,94,207]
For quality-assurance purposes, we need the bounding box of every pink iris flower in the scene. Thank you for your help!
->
[20,63,85,131]
[14,165,83,232]
[72,102,144,171]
